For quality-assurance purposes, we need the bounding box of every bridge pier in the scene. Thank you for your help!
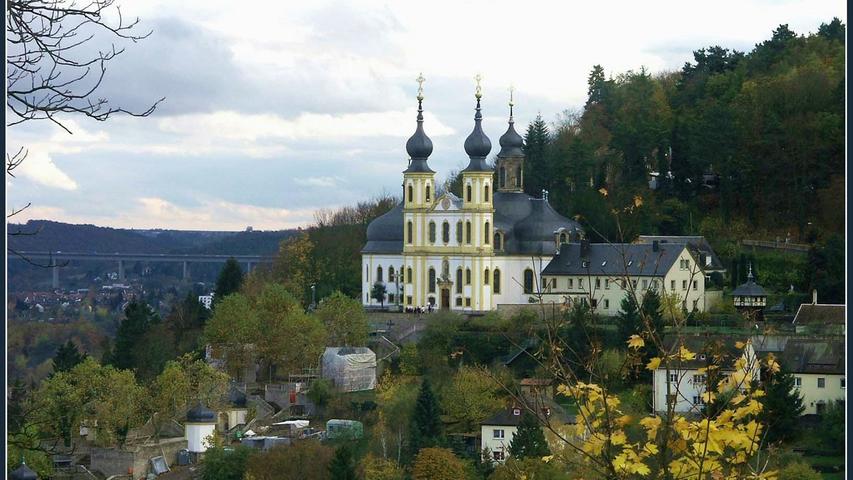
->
[182,261,189,281]
[52,262,60,289]
[118,260,125,282]
[246,262,253,273]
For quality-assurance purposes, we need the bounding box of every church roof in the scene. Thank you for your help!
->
[361,192,584,255]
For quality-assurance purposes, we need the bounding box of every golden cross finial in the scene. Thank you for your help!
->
[416,72,425,100]
[474,73,483,99]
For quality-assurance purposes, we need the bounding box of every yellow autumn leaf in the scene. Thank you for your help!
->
[679,346,696,360]
[598,187,608,196]
[646,357,662,370]
[541,455,554,463]
[633,195,644,207]
[627,335,645,349]
[735,341,745,349]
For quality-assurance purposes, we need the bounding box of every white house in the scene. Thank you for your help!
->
[652,336,758,414]
[480,406,524,463]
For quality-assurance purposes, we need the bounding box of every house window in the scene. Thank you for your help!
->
[456,269,463,294]
[841,378,846,389]
[591,298,598,308]
[465,268,471,285]
[693,375,706,384]
[595,278,601,289]
[605,279,610,289]
[692,280,698,291]
[407,221,413,244]
[456,221,463,243]
[425,185,431,202]
[455,297,463,306]
[377,266,383,283]
[465,221,472,244]
[429,221,436,244]
[466,184,472,202]
[671,280,676,290]
[523,269,534,294]
[493,429,505,439]
[484,222,491,244]
[642,279,648,289]
[578,278,584,290]
[442,221,450,243]
[568,278,574,289]
[493,450,505,461]
[818,378,826,388]
[604,299,610,309]
[794,377,802,387]
[669,373,678,382]
[682,280,687,290]
[484,268,490,285]
[428,268,436,293]
[407,185,413,203]
[494,269,501,294]
[484,184,490,203]
[692,396,704,405]
[632,280,638,288]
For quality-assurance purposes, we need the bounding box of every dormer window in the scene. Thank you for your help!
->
[512,408,521,416]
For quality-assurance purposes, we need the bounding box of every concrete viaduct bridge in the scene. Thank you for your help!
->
[12,251,273,288]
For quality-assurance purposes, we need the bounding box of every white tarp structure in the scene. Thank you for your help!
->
[321,347,377,392]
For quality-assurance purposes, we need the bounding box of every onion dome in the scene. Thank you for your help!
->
[404,74,434,174]
[732,264,767,298]
[10,460,38,480]
[186,403,216,423]
[462,75,493,172]
[498,100,524,157]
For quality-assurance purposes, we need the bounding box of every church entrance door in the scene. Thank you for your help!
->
[440,289,450,310]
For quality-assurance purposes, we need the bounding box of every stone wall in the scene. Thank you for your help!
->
[90,437,187,479]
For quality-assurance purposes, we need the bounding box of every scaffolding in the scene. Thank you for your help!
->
[321,347,377,392]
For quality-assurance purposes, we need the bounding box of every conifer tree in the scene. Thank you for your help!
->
[616,293,641,342]
[523,115,550,197]
[52,340,87,375]
[759,367,805,444]
[214,258,244,303]
[409,378,443,458]
[105,301,158,370]
[508,411,550,459]
[329,444,357,480]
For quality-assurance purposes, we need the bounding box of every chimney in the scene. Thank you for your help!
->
[652,240,660,252]
[580,239,590,259]
[812,289,817,305]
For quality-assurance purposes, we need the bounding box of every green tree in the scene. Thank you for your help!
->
[777,461,821,480]
[273,231,317,305]
[106,300,158,370]
[616,293,641,342]
[201,445,254,480]
[329,444,358,480]
[315,291,369,346]
[52,340,86,374]
[245,441,333,480]
[361,454,405,480]
[442,366,504,432]
[759,367,804,445]
[820,400,844,454]
[204,293,259,381]
[371,282,387,307]
[307,378,333,417]
[214,258,244,303]
[523,115,550,196]
[411,448,469,480]
[490,457,570,480]
[398,343,420,376]
[409,378,444,457]
[507,411,551,459]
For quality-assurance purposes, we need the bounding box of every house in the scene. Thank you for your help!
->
[480,404,574,464]
[635,235,726,281]
[792,297,845,336]
[777,338,845,415]
[731,265,767,321]
[652,335,758,414]
[540,240,706,315]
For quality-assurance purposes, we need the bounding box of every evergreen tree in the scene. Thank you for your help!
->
[759,367,805,444]
[508,411,550,459]
[616,293,641,341]
[52,340,87,375]
[214,258,244,303]
[370,282,387,307]
[328,444,357,480]
[106,301,158,370]
[409,378,443,458]
[523,115,550,197]
[585,64,608,107]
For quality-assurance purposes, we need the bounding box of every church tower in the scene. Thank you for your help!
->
[402,73,436,251]
[496,87,524,192]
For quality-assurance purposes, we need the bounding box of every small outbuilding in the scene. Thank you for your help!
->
[185,404,217,453]
[321,347,377,392]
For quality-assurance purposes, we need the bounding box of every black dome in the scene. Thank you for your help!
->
[498,119,524,157]
[404,98,434,173]
[462,97,492,171]
[10,463,38,480]
[186,404,216,423]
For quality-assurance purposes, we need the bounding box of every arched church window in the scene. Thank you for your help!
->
[523,269,534,294]
[428,268,436,293]
[500,167,506,188]
[442,221,450,244]
[426,185,431,202]
[456,221,463,243]
[377,266,383,283]
[466,184,472,202]
[484,221,491,244]
[389,266,395,282]
[429,221,436,244]
[465,268,471,285]
[484,184,490,203]
[465,221,472,244]
[407,221,413,244]
[456,268,463,294]
[408,184,413,203]
[407,267,413,283]
[494,269,501,294]
[484,268,490,285]
[494,232,503,251]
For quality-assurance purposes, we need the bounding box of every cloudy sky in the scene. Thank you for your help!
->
[6,0,845,231]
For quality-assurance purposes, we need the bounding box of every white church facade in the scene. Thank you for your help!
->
[361,79,706,314]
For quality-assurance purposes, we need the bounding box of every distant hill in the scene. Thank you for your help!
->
[7,220,297,256]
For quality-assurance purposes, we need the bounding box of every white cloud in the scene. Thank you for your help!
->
[294,176,342,188]
[14,147,79,191]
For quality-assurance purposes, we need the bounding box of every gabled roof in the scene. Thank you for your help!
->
[793,304,845,325]
[777,338,845,375]
[481,407,525,427]
[636,235,725,272]
[542,242,688,277]
[658,335,748,370]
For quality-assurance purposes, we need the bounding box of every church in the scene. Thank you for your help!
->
[361,79,585,312]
